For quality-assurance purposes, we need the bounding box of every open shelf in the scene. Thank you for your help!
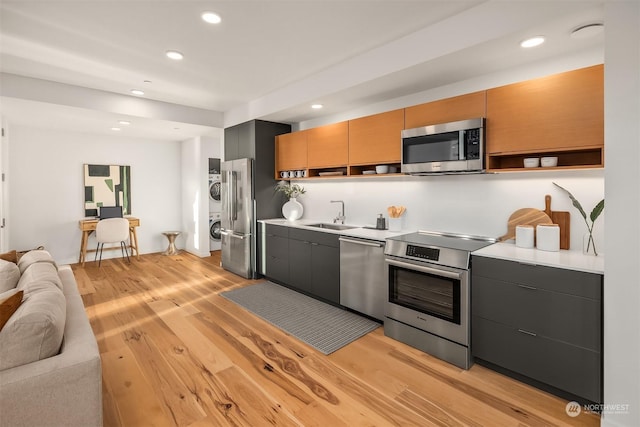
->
[487,147,603,172]
[349,162,401,176]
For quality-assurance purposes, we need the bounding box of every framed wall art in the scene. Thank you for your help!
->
[83,164,131,217]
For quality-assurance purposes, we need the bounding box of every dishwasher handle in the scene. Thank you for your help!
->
[339,237,384,248]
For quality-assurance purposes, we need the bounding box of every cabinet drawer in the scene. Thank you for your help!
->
[265,223,289,238]
[472,275,601,351]
[288,228,340,248]
[472,316,601,403]
[471,256,601,300]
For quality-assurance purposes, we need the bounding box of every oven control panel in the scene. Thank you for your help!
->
[406,245,440,261]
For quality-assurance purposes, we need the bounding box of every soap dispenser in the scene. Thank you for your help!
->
[376,214,387,230]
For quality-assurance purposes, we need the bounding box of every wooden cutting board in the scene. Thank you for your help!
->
[544,195,571,249]
[499,208,553,242]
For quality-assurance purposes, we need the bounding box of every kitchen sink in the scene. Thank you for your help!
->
[306,223,359,231]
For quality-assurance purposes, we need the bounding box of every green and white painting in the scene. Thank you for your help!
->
[83,164,131,217]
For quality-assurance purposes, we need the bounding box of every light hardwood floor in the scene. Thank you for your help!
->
[73,251,600,427]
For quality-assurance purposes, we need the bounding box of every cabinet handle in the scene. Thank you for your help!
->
[311,242,319,246]
[518,284,538,291]
[518,329,537,337]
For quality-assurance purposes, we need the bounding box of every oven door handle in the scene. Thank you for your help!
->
[385,258,463,280]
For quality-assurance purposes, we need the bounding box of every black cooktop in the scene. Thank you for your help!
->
[387,230,496,252]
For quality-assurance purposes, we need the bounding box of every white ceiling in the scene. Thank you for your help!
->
[0,0,605,141]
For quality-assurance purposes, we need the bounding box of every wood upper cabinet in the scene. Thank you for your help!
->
[307,121,348,168]
[486,65,604,155]
[275,130,307,173]
[404,91,486,129]
[348,109,404,165]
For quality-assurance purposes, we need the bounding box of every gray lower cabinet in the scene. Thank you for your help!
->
[288,238,312,294]
[309,242,340,304]
[263,224,340,305]
[471,255,603,404]
[264,224,289,284]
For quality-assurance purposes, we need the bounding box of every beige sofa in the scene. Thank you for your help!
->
[0,251,102,427]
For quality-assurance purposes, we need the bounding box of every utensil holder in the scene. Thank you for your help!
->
[388,217,402,232]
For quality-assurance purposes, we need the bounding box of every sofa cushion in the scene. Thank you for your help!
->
[0,260,20,293]
[18,262,63,292]
[0,250,18,264]
[0,289,24,331]
[17,250,57,275]
[0,285,66,371]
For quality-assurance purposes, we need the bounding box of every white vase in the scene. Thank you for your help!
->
[282,197,303,221]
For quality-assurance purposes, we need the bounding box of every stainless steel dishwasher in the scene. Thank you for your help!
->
[339,236,386,321]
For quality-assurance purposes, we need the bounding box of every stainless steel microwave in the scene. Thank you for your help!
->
[401,118,485,175]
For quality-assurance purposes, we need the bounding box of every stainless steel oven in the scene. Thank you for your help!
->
[384,231,496,369]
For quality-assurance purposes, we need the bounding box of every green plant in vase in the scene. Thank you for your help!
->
[553,182,604,255]
[275,182,306,199]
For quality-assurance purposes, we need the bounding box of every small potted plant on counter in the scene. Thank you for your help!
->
[553,182,604,256]
[275,182,306,221]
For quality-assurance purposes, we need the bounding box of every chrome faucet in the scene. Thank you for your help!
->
[330,200,345,224]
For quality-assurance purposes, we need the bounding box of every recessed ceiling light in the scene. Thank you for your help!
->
[571,23,604,39]
[520,36,545,48]
[130,89,145,96]
[202,11,221,24]
[118,120,131,125]
[111,127,121,131]
[311,104,323,109]
[166,50,184,60]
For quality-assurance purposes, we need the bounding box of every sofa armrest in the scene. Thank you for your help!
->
[0,266,102,427]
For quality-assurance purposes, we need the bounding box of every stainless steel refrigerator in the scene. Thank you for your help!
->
[221,158,255,278]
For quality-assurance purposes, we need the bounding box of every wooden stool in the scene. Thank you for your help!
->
[162,231,181,255]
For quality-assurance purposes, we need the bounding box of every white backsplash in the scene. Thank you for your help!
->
[287,169,605,253]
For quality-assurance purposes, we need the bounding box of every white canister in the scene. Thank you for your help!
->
[515,225,534,248]
[536,224,560,252]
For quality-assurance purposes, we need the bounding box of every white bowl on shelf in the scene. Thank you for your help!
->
[540,156,558,167]
[375,165,389,174]
[523,157,540,168]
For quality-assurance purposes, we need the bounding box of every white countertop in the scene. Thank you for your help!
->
[472,241,604,275]
[259,218,408,241]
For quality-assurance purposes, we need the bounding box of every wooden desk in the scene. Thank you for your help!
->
[79,217,140,266]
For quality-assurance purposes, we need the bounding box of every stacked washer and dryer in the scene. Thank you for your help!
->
[208,173,222,251]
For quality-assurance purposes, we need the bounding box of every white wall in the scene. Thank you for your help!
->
[181,137,206,257]
[602,2,640,426]
[290,170,604,250]
[7,125,182,264]
[0,117,8,252]
[180,131,222,257]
